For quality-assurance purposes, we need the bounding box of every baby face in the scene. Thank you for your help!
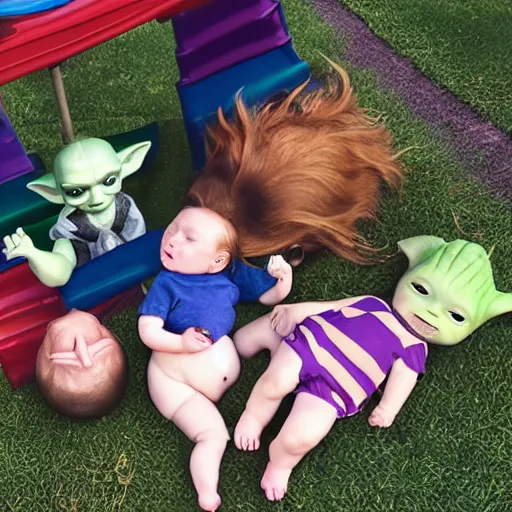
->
[160,207,231,274]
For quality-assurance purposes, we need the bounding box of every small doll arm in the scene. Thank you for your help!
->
[3,228,77,287]
[258,256,293,306]
[138,315,184,352]
[368,358,419,428]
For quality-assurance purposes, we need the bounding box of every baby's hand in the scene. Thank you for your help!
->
[270,304,298,337]
[3,228,35,260]
[267,255,292,281]
[181,327,213,353]
[368,404,396,428]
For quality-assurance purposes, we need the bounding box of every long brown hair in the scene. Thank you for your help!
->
[186,58,403,264]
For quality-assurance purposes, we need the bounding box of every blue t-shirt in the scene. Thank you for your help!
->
[138,269,240,342]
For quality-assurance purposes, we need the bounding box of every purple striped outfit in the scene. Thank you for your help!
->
[283,296,427,418]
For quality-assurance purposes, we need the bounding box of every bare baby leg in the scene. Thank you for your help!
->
[148,362,229,511]
[261,392,337,501]
[233,313,282,359]
[234,342,301,451]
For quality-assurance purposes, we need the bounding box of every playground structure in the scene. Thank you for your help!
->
[0,102,34,185]
[0,0,312,388]
[171,0,310,168]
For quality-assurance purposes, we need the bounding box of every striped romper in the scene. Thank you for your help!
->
[283,296,428,417]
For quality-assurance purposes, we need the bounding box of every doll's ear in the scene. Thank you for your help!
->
[26,173,65,204]
[486,291,512,321]
[397,235,446,268]
[117,141,152,179]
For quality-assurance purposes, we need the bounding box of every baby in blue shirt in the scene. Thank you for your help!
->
[137,206,292,511]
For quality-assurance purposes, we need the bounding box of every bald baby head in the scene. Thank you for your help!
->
[35,310,128,420]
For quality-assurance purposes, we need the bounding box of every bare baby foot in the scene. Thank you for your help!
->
[198,491,221,511]
[234,410,263,451]
[260,462,292,501]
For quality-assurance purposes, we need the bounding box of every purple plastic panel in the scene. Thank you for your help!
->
[0,100,34,186]
[172,0,291,85]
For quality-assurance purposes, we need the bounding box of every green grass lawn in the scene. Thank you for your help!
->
[339,0,512,133]
[1,0,512,510]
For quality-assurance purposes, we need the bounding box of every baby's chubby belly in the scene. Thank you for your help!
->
[150,336,241,402]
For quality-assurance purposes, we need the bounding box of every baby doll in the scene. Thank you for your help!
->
[233,235,512,501]
[3,138,151,287]
[137,206,292,511]
[35,309,128,420]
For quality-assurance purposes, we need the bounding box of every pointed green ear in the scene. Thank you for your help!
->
[26,173,65,204]
[486,291,512,321]
[117,141,152,179]
[397,235,446,268]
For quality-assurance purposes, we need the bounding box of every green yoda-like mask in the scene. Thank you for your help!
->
[27,138,151,214]
[392,236,512,346]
